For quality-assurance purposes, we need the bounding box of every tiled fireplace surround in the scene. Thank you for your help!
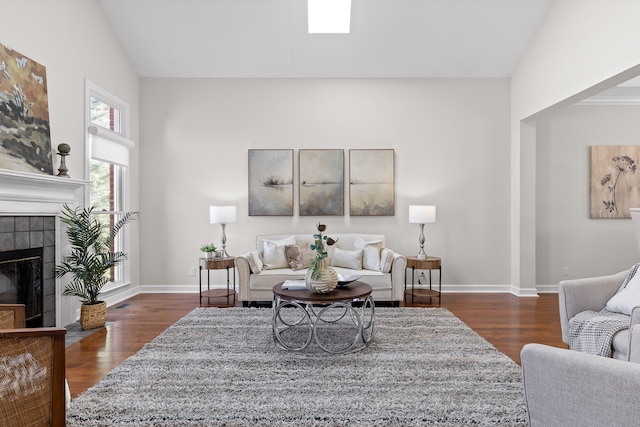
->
[0,169,87,327]
[0,216,56,326]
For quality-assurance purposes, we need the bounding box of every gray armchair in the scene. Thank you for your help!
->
[521,343,640,427]
[559,270,640,360]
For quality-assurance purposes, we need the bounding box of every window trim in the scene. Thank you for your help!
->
[84,79,133,291]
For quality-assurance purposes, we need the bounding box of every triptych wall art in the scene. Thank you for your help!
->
[248,149,294,216]
[299,149,344,216]
[248,148,395,217]
[590,145,640,219]
[349,149,395,216]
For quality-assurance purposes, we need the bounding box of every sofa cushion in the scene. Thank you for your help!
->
[285,244,313,271]
[331,248,363,270]
[250,269,307,290]
[262,236,296,269]
[354,237,384,271]
[249,266,389,291]
[612,329,630,360]
[247,250,263,274]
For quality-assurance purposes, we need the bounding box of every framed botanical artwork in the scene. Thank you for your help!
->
[248,149,293,216]
[0,44,53,175]
[349,149,395,216]
[590,145,640,219]
[299,149,344,216]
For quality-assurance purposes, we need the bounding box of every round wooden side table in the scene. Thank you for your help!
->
[405,256,442,305]
[199,257,236,306]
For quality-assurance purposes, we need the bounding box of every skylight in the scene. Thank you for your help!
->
[308,0,352,34]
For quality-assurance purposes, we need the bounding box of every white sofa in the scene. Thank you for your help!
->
[236,234,407,305]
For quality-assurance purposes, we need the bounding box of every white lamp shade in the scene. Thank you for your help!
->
[210,206,237,224]
[409,205,436,224]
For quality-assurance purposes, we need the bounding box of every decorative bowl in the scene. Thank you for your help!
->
[336,274,363,288]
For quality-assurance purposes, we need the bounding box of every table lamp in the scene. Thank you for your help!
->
[209,206,237,258]
[409,205,436,260]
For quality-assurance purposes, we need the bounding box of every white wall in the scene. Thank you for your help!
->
[0,0,140,325]
[139,78,512,292]
[511,0,640,294]
[536,105,640,288]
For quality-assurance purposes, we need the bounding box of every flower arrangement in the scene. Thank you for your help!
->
[309,222,338,280]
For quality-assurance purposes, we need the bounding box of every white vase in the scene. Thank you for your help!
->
[204,252,214,260]
[305,259,338,294]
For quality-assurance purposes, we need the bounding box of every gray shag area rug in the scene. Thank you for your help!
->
[66,307,528,426]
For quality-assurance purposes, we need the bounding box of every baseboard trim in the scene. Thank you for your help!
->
[138,285,201,293]
[134,284,554,296]
[535,284,559,293]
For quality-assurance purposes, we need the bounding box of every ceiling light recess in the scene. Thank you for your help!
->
[308,0,351,34]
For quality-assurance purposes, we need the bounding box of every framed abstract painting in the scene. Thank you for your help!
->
[0,44,53,175]
[299,149,344,216]
[248,149,293,216]
[349,149,395,216]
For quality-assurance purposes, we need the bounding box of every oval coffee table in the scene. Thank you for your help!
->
[272,281,374,354]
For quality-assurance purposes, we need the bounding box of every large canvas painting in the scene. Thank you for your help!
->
[590,145,640,218]
[299,149,344,216]
[248,149,293,216]
[349,149,395,216]
[0,44,53,175]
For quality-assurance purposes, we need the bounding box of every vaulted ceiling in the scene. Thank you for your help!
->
[97,0,553,78]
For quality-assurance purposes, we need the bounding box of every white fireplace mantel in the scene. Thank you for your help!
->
[0,169,87,215]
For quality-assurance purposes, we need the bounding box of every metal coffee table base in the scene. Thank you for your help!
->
[272,295,375,354]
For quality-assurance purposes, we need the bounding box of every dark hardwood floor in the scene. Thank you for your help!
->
[65,292,565,399]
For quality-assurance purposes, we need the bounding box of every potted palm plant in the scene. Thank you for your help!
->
[54,204,140,330]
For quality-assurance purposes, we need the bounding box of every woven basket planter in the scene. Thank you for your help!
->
[80,301,107,330]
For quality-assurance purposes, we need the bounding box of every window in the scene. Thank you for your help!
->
[85,81,133,289]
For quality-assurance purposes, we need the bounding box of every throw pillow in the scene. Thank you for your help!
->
[380,248,394,273]
[247,250,263,274]
[262,236,296,269]
[285,244,313,271]
[331,247,363,270]
[354,237,384,271]
[606,263,640,315]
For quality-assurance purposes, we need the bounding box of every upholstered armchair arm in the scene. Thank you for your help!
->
[390,252,407,301]
[629,324,640,364]
[628,307,640,364]
[0,304,26,328]
[558,270,627,344]
[521,343,640,427]
[235,253,252,302]
[0,327,67,426]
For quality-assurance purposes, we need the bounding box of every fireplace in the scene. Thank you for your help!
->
[0,247,43,327]
[0,168,87,327]
[0,216,56,327]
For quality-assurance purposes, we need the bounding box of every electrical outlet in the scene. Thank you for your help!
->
[562,267,569,276]
[189,267,196,277]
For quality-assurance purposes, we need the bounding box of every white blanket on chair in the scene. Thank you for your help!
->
[568,309,629,357]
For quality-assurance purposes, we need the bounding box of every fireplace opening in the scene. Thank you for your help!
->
[0,247,43,327]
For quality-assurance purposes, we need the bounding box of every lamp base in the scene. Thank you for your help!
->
[417,253,426,260]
